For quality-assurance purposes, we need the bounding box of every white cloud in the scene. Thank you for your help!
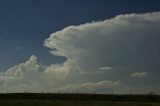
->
[0,55,39,81]
[0,11,160,93]
[99,67,112,70]
[0,55,42,92]
[57,80,121,92]
[130,72,148,78]
[0,54,121,92]
[15,46,22,50]
[44,12,160,73]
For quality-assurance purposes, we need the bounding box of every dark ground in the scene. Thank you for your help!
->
[0,93,160,106]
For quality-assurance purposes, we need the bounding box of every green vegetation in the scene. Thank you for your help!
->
[0,93,160,106]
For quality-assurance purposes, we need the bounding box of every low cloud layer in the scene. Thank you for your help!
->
[0,12,160,93]
[130,72,148,78]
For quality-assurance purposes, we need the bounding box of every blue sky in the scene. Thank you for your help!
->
[1,0,160,71]
[0,0,160,93]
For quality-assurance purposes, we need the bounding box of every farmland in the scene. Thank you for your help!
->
[0,93,160,106]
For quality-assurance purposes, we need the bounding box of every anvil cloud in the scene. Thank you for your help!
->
[0,12,160,93]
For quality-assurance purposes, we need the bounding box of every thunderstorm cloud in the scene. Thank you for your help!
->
[0,12,160,93]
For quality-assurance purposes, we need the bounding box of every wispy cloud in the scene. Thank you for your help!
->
[15,46,22,50]
[130,72,148,78]
[99,67,112,70]
[58,80,121,92]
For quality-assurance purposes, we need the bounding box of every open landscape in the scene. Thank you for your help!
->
[0,1,160,106]
[0,93,160,106]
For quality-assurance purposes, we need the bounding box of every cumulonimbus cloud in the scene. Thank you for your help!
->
[44,12,160,73]
[0,11,160,93]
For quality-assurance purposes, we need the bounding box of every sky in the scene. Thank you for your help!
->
[0,0,160,94]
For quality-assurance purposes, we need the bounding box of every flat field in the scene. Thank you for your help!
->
[0,93,160,106]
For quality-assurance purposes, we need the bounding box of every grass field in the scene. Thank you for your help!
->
[0,100,160,106]
[0,93,160,106]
